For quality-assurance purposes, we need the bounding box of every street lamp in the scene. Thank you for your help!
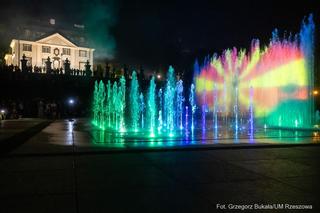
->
[67,98,76,120]
[68,98,75,105]
[0,109,6,120]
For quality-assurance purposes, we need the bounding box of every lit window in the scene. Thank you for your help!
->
[79,50,87,57]
[63,48,71,55]
[42,46,51,53]
[23,44,32,52]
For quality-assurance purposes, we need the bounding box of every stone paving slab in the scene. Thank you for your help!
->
[0,119,46,141]
[0,118,51,154]
[0,119,319,212]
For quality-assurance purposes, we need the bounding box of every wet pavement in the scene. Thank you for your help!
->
[0,118,47,141]
[0,119,319,212]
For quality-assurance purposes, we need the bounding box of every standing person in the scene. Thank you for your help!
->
[11,101,18,119]
[18,101,24,118]
[38,100,44,118]
[51,101,57,119]
[45,102,51,119]
[56,101,61,119]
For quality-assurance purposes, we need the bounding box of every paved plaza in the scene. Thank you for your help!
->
[0,119,319,212]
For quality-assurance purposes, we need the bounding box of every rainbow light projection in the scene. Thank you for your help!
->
[195,14,315,128]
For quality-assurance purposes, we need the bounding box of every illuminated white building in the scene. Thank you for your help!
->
[4,32,94,70]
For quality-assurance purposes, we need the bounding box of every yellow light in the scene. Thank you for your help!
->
[313,90,318,95]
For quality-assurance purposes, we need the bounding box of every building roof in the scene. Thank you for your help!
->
[36,33,78,48]
[10,19,90,48]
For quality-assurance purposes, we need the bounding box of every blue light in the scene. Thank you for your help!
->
[69,99,75,105]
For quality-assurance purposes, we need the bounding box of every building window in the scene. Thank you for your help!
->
[23,44,32,52]
[42,46,51,53]
[79,50,87,57]
[62,48,71,55]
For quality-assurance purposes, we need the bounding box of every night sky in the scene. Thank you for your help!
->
[0,0,319,71]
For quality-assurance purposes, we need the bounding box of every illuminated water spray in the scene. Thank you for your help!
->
[185,106,189,130]
[98,81,106,129]
[119,77,126,132]
[213,84,218,129]
[92,81,99,125]
[202,89,206,131]
[147,76,156,137]
[176,80,184,130]
[189,84,196,130]
[165,66,176,136]
[249,86,254,135]
[139,93,145,129]
[106,81,112,127]
[130,71,140,131]
[112,82,118,130]
[158,89,163,132]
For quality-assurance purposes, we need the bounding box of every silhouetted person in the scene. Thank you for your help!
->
[21,54,28,73]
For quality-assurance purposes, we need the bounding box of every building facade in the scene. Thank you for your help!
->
[5,33,94,70]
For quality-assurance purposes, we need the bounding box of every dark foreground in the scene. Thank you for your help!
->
[0,119,319,212]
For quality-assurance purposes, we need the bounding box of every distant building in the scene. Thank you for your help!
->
[4,32,94,70]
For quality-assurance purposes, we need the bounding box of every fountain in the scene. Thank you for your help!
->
[91,14,317,145]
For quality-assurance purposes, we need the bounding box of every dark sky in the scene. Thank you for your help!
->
[114,0,320,70]
[0,0,319,71]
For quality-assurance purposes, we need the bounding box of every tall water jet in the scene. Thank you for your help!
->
[189,84,196,130]
[147,76,156,136]
[106,80,112,127]
[233,68,239,131]
[92,81,99,125]
[112,82,118,130]
[118,76,126,132]
[158,89,163,132]
[98,81,106,129]
[176,79,184,130]
[300,14,315,126]
[213,84,218,129]
[202,89,206,131]
[130,71,140,131]
[249,86,254,135]
[234,87,239,131]
[139,92,145,129]
[185,106,189,131]
[164,66,176,136]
